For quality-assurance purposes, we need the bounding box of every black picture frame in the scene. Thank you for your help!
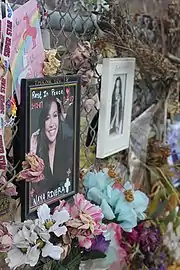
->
[15,75,80,220]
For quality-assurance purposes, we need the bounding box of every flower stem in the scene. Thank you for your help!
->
[0,174,18,192]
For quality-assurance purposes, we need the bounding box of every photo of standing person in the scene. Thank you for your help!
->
[30,95,73,197]
[109,76,124,134]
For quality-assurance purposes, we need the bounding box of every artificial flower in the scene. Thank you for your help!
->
[104,223,127,267]
[0,222,12,252]
[137,222,162,253]
[86,235,110,253]
[6,221,40,269]
[123,228,138,245]
[6,245,40,269]
[37,203,70,237]
[85,172,149,232]
[114,182,149,231]
[54,199,70,213]
[18,153,44,183]
[84,171,111,192]
[6,205,66,269]
[66,194,105,249]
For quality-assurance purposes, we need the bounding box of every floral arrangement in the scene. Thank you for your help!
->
[1,194,111,270]
[0,150,179,270]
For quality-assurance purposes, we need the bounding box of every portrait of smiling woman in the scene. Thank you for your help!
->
[30,95,73,196]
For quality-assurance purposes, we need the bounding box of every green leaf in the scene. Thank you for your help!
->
[42,261,66,270]
[148,192,161,216]
[83,251,106,261]
[164,209,177,226]
[62,245,82,270]
[150,199,169,219]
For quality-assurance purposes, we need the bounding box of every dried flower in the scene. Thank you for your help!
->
[0,174,17,197]
[108,169,116,178]
[147,140,171,167]
[18,153,44,183]
[70,42,97,87]
[0,222,12,252]
[43,50,61,76]
[137,223,162,253]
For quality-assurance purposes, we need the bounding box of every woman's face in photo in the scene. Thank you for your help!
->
[115,79,120,98]
[45,101,59,143]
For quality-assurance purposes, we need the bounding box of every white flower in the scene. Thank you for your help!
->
[41,241,63,260]
[33,219,63,261]
[13,223,38,248]
[6,245,40,269]
[37,203,70,237]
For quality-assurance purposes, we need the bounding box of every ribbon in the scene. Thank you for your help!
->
[0,0,13,173]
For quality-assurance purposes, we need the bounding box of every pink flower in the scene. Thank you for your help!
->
[18,153,44,183]
[108,223,122,245]
[66,194,105,249]
[107,223,127,264]
[0,175,17,197]
[0,222,12,252]
[54,200,70,213]
[125,229,138,245]
[72,193,103,222]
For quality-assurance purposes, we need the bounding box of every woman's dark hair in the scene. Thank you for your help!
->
[37,95,62,159]
[110,76,122,123]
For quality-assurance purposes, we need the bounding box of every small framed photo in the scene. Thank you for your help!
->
[96,58,135,158]
[17,75,80,219]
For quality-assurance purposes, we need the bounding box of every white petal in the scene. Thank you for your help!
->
[6,248,27,269]
[34,219,50,241]
[24,220,34,228]
[37,204,51,222]
[42,242,63,260]
[27,245,40,267]
[13,231,30,248]
[49,225,67,237]
[52,209,70,224]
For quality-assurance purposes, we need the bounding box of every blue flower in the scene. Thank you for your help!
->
[84,171,149,233]
[114,182,149,231]
[84,171,111,192]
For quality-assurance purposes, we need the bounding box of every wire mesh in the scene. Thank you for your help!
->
[6,0,167,174]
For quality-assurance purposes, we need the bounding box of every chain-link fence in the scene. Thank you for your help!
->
[5,0,177,173]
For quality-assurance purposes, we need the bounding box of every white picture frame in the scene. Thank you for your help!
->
[96,58,136,158]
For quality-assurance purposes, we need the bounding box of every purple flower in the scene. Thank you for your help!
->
[137,224,162,253]
[86,235,110,253]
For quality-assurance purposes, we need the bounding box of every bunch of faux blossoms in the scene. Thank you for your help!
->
[84,168,149,232]
[5,194,110,269]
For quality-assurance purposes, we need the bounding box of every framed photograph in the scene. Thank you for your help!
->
[96,58,135,158]
[17,75,80,219]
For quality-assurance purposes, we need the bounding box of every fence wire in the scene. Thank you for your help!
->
[6,0,165,172]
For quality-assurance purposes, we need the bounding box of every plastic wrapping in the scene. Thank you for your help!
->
[129,105,155,187]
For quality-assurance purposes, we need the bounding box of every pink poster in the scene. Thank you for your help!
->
[10,0,44,103]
